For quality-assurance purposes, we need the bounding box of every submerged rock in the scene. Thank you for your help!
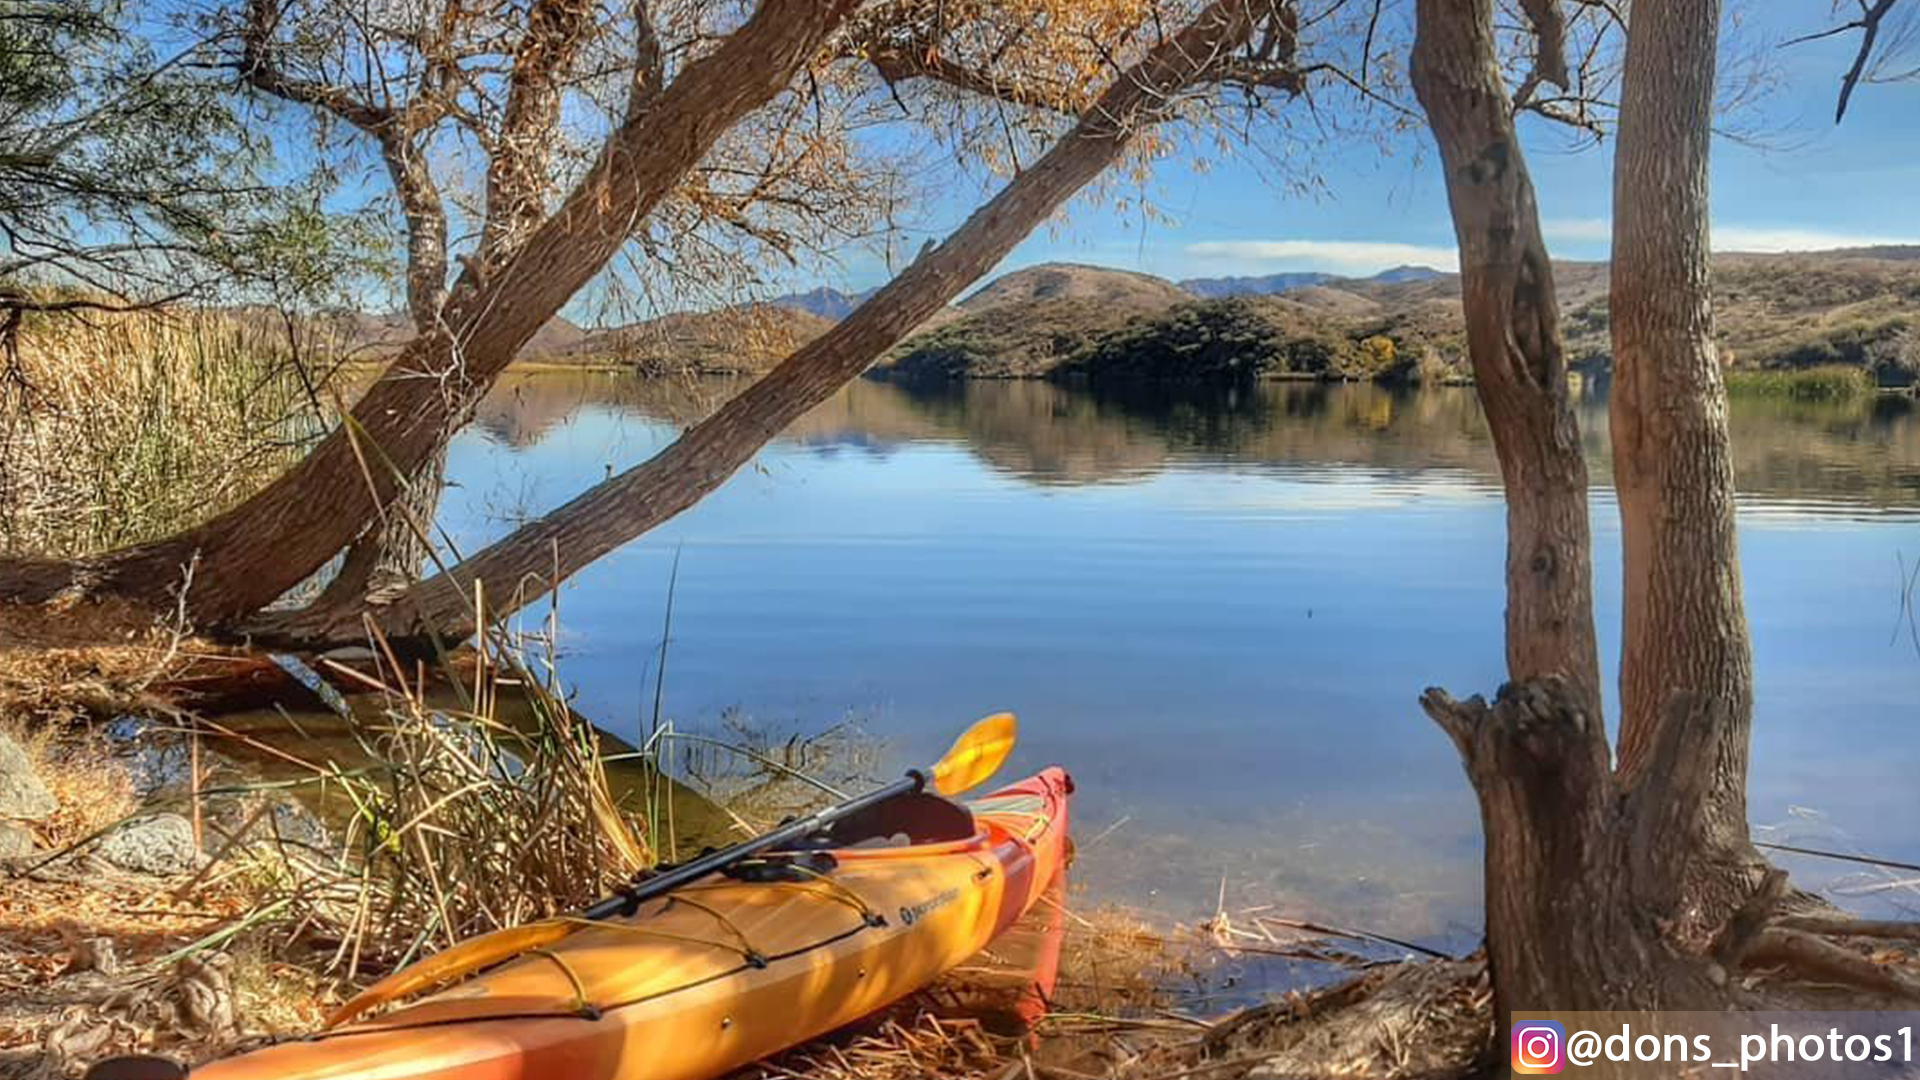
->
[97,813,200,875]
[0,729,58,821]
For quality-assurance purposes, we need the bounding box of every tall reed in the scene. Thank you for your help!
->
[1,307,342,557]
[233,634,656,978]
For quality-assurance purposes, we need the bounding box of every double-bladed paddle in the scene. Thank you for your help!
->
[582,710,1017,919]
[320,712,1017,1030]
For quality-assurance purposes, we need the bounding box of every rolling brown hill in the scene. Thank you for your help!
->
[334,305,831,376]
[540,305,835,375]
[958,262,1194,311]
[881,248,1920,386]
[878,263,1198,380]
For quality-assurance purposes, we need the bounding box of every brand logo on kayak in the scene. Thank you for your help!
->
[898,887,959,926]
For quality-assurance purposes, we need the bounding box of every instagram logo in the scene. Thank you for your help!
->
[1512,1021,1566,1074]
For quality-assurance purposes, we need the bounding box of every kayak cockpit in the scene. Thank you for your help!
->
[787,791,978,851]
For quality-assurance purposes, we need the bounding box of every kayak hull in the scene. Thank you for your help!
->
[193,767,1072,1080]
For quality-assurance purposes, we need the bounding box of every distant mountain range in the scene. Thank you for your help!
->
[767,263,1451,316]
[871,250,1920,385]
[335,248,1918,385]
[767,285,880,319]
[1177,264,1447,298]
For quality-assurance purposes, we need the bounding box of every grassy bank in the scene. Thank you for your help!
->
[0,621,1482,1079]
[1723,365,1878,402]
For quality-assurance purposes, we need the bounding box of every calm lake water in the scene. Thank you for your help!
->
[437,374,1920,953]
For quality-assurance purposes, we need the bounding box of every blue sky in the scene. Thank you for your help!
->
[816,2,1920,291]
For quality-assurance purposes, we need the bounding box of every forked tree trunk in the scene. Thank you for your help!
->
[0,0,859,624]
[1413,0,1767,1036]
[254,0,1282,648]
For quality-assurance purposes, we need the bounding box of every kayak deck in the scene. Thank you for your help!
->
[192,767,1073,1080]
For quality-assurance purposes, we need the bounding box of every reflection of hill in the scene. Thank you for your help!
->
[470,373,1920,513]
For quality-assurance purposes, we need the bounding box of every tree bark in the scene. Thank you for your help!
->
[1609,0,1762,932]
[0,0,860,623]
[254,0,1286,648]
[479,0,600,264]
[1609,0,1751,786]
[1409,0,1605,1028]
[309,445,448,610]
[1410,0,1601,727]
[1411,0,1777,1037]
[380,132,451,332]
[1422,681,1735,1015]
[329,132,454,599]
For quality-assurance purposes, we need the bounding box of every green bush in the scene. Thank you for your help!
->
[1723,365,1876,401]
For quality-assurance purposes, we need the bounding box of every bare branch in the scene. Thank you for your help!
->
[1788,0,1912,122]
[238,0,393,132]
[864,42,1078,112]
[1512,0,1572,110]
[1838,0,1904,122]
[628,0,664,121]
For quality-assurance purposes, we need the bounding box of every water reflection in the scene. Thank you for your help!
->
[442,373,1920,944]
[472,373,1920,517]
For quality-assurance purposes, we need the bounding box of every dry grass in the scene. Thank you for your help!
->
[185,636,657,982]
[0,307,344,558]
[0,589,223,736]
[2,721,139,855]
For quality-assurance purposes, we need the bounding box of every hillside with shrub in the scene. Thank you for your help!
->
[877,249,1920,386]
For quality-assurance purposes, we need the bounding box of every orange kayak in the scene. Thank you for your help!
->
[187,767,1073,1080]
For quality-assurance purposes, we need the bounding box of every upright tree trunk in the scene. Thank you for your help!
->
[254,0,1283,648]
[1410,0,1601,715]
[0,0,859,624]
[1410,0,1605,1029]
[326,133,454,607]
[1413,0,1772,1037]
[1609,0,1761,929]
[1609,0,1750,777]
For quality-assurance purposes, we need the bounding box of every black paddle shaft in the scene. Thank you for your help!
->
[581,771,926,921]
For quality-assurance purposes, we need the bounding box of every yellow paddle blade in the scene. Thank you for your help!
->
[324,919,581,1030]
[928,712,1017,797]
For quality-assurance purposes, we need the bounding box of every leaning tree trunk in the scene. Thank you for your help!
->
[1412,0,1779,1036]
[254,0,1286,649]
[0,0,859,625]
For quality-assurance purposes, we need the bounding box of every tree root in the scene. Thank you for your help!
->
[1741,927,1920,1001]
[1105,959,1494,1080]
[1771,916,1920,944]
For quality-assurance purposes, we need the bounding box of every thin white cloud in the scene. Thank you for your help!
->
[1545,217,1916,253]
[1184,239,1460,275]
[1187,223,1916,277]
[1712,225,1918,252]
[1542,217,1611,243]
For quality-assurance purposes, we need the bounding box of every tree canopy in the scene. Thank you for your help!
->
[0,0,370,344]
